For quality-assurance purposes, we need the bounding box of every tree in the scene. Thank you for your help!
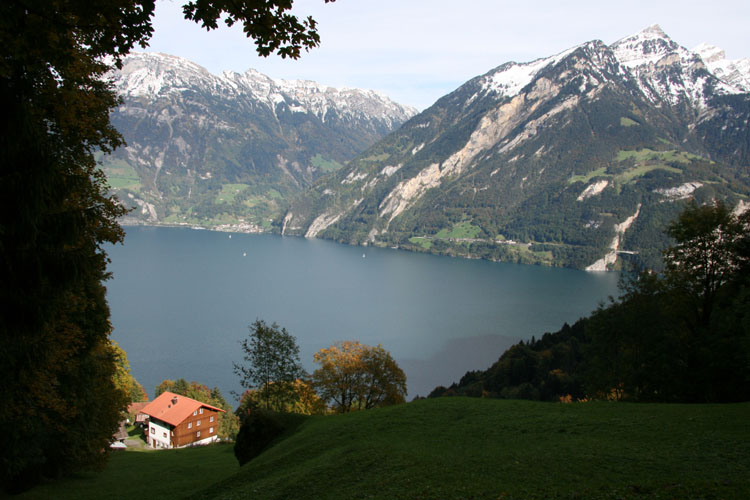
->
[237,379,327,416]
[664,201,750,328]
[584,201,750,402]
[432,202,750,404]
[1,1,334,491]
[662,201,750,401]
[112,341,148,404]
[312,341,407,413]
[154,378,239,440]
[234,320,306,410]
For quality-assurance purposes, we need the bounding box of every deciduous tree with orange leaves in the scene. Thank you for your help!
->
[312,341,407,413]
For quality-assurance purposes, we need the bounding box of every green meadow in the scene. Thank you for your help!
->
[101,160,141,191]
[18,398,750,500]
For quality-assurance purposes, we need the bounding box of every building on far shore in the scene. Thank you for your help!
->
[140,391,225,449]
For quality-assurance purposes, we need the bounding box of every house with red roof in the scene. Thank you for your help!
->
[140,391,225,449]
[127,401,150,425]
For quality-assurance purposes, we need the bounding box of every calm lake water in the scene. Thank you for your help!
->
[107,226,620,402]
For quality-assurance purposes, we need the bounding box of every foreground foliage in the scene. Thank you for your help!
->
[435,202,750,403]
[1,0,335,491]
[233,410,309,466]
[0,0,141,489]
[112,341,148,403]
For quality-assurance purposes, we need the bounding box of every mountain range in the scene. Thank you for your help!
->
[282,25,750,270]
[103,25,750,270]
[102,52,417,230]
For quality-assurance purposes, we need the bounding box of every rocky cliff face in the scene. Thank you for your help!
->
[102,52,417,229]
[284,25,750,270]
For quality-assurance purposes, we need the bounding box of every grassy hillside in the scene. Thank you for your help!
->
[15,444,238,500]
[17,399,750,499]
[212,398,749,500]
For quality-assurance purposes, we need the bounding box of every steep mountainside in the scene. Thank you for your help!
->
[284,25,750,270]
[101,52,417,230]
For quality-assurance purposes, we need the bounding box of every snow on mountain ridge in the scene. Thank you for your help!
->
[473,24,748,113]
[694,43,750,93]
[611,24,681,69]
[480,44,582,99]
[610,24,741,108]
[112,52,417,125]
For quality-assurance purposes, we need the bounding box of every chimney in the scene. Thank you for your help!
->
[172,396,178,405]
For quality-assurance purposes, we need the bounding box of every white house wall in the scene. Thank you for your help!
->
[149,419,172,448]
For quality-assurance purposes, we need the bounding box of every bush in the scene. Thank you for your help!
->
[233,410,309,466]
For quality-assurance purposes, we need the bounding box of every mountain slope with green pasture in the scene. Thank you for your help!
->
[284,26,750,270]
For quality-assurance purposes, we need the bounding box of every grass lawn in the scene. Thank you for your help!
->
[311,154,344,172]
[615,148,703,164]
[16,399,750,500]
[360,152,390,162]
[613,164,683,184]
[16,443,238,500]
[569,148,708,187]
[409,221,483,250]
[436,221,482,240]
[409,236,433,250]
[101,160,141,191]
[203,398,750,499]
[568,166,607,184]
[215,184,250,204]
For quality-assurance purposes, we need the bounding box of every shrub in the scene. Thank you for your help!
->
[233,410,309,466]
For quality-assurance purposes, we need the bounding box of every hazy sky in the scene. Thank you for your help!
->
[144,0,750,110]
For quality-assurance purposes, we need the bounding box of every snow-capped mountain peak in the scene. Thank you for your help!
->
[479,44,582,99]
[111,52,417,126]
[609,25,742,107]
[611,24,688,69]
[694,43,750,93]
[112,52,226,98]
[694,43,726,63]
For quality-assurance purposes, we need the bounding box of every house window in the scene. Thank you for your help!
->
[193,410,197,416]
[171,431,174,437]
[210,416,214,423]
[197,419,201,426]
[188,422,192,429]
[200,408,204,414]
[209,427,214,434]
[196,431,201,438]
[150,427,155,434]
[163,432,167,438]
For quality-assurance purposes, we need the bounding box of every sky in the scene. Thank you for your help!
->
[144,0,750,110]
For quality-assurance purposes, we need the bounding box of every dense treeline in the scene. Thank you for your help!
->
[429,319,591,401]
[431,202,750,403]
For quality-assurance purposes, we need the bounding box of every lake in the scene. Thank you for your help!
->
[106,226,620,402]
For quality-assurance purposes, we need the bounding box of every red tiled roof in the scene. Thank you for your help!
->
[140,391,225,427]
[127,401,149,414]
